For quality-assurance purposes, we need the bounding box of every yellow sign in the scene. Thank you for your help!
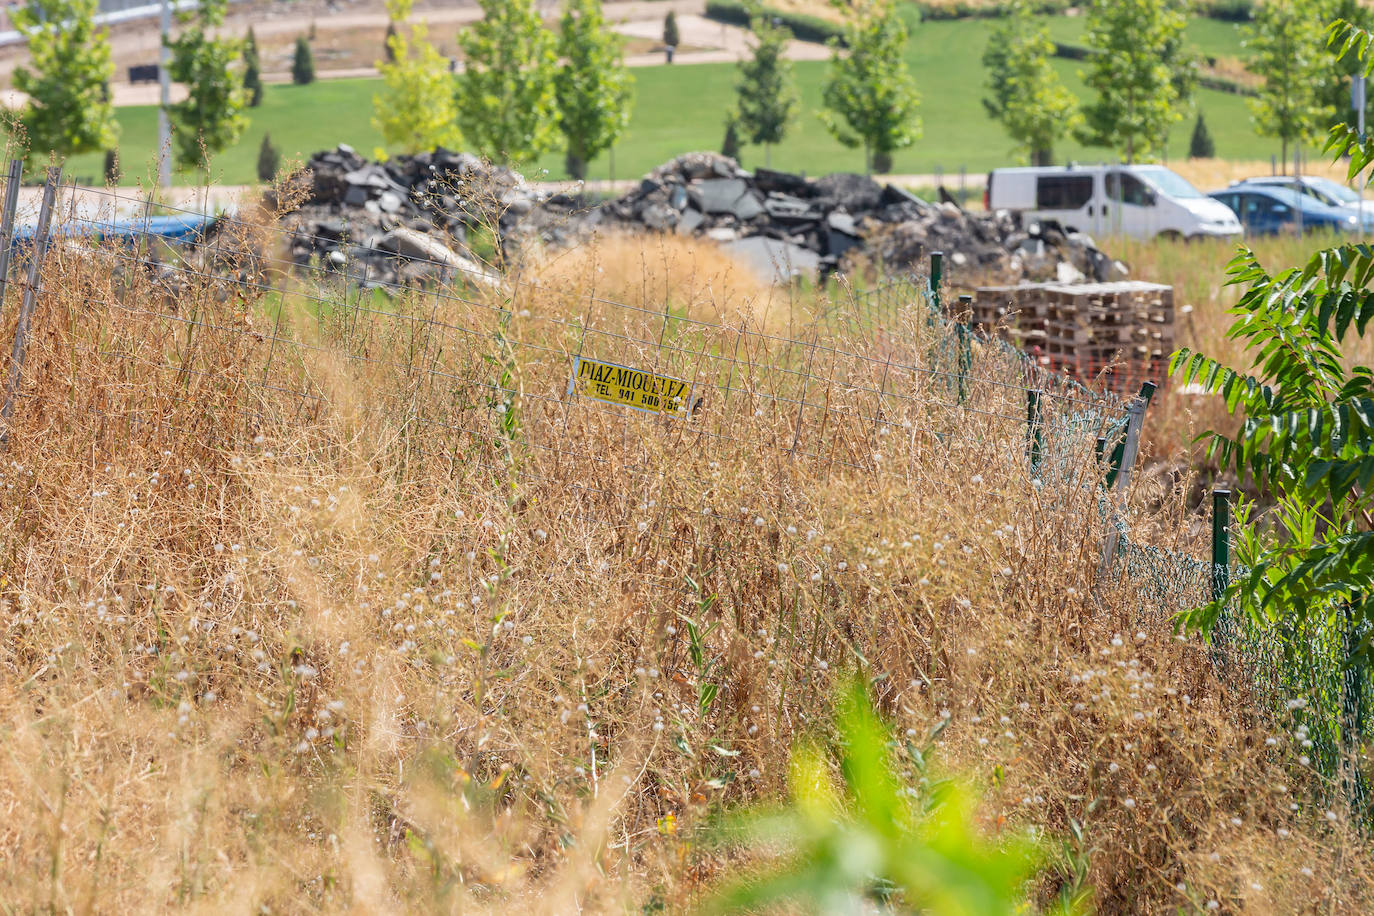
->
[568,356,694,416]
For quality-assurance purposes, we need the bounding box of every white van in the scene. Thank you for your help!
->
[985,164,1242,241]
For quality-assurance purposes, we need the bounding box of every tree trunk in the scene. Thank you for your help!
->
[1031,147,1051,167]
[1281,138,1288,175]
[565,151,586,182]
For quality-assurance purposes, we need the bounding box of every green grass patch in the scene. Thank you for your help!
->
[55,15,1268,187]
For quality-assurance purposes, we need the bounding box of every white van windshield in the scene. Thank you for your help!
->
[1134,166,1204,199]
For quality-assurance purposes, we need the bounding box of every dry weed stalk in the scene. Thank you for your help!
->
[0,206,1366,913]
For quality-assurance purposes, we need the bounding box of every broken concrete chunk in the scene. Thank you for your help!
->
[724,236,821,285]
[695,178,751,214]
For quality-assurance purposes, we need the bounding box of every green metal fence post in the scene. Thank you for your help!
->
[1211,488,1230,605]
[1105,381,1156,489]
[1340,595,1369,822]
[1026,389,1043,476]
[956,294,973,404]
[928,251,943,315]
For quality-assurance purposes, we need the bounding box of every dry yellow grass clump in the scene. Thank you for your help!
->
[1168,158,1351,193]
[0,206,1368,914]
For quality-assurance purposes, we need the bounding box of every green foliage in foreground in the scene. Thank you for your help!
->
[706,678,1042,915]
[1170,18,1374,640]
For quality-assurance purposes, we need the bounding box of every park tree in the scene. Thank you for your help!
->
[555,0,633,180]
[243,26,264,107]
[981,0,1078,166]
[1188,111,1216,158]
[384,20,399,63]
[722,114,742,160]
[166,0,249,170]
[663,11,680,49]
[1248,0,1332,169]
[257,132,280,181]
[734,12,799,167]
[292,35,316,84]
[1078,0,1189,162]
[455,0,558,164]
[11,0,118,166]
[820,0,920,175]
[373,0,462,155]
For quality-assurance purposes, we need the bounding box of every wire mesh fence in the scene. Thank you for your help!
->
[0,166,1367,818]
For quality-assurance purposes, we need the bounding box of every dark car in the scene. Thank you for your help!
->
[1207,185,1359,236]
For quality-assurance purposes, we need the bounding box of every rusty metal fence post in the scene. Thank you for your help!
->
[0,166,60,451]
[0,160,24,310]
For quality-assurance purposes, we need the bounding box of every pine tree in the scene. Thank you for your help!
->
[982,0,1079,166]
[734,13,798,167]
[166,0,249,170]
[292,35,315,85]
[257,132,280,181]
[373,0,462,155]
[1078,0,1190,162]
[722,114,741,160]
[663,10,680,48]
[819,0,920,175]
[243,26,263,107]
[1188,112,1215,158]
[11,0,118,166]
[1248,0,1332,169]
[555,0,632,180]
[455,0,558,164]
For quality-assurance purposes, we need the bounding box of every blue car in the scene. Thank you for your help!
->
[1228,175,1374,230]
[1207,185,1360,236]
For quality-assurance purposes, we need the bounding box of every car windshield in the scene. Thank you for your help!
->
[1266,188,1318,210]
[1306,177,1362,206]
[1134,166,1204,199]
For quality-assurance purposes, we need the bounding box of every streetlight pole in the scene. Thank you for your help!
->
[156,0,171,188]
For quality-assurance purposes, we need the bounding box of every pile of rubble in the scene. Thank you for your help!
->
[282,146,1126,287]
[281,145,521,287]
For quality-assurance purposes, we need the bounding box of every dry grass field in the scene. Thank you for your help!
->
[0,185,1370,913]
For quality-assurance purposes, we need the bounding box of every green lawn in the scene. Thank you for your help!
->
[1038,12,1251,58]
[56,14,1272,187]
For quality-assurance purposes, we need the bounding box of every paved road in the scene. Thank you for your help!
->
[0,0,710,84]
[2,2,836,109]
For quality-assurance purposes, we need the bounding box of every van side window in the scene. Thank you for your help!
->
[1106,171,1152,206]
[1036,175,1093,210]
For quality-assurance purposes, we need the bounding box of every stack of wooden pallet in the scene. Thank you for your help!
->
[970,281,1175,389]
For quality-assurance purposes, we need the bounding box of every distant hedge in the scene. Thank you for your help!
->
[912,1,1070,20]
[1194,0,1254,22]
[703,0,846,45]
[704,0,1255,40]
